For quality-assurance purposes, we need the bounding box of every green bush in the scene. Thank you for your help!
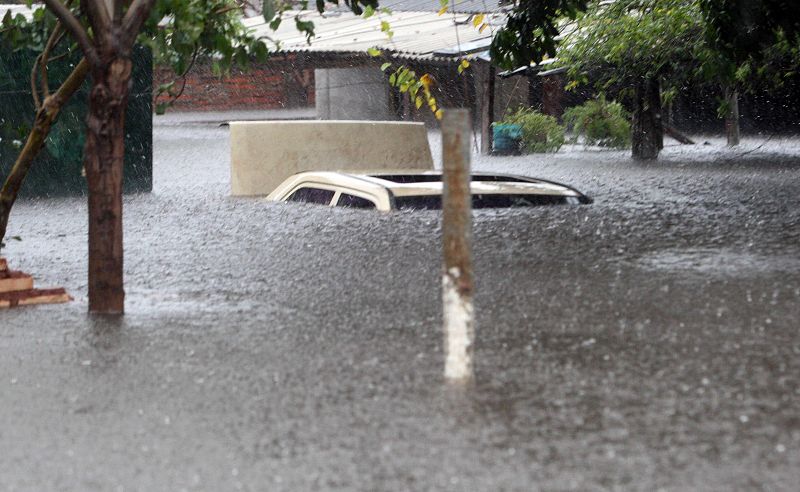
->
[563,95,631,149]
[500,107,565,153]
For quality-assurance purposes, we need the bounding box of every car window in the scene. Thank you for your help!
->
[286,187,335,205]
[371,174,530,184]
[337,193,376,209]
[394,194,574,210]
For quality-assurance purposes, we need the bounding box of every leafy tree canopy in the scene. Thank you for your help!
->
[701,0,800,63]
[556,0,799,101]
[490,0,588,70]
[557,1,708,92]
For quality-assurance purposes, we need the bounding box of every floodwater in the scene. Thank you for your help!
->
[1,115,799,490]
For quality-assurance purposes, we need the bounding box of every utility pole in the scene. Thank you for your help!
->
[441,109,474,382]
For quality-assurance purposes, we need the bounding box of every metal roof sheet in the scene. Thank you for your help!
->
[329,0,506,14]
[247,10,504,60]
[0,4,38,20]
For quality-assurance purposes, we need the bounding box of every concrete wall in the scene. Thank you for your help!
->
[315,67,394,120]
[230,120,433,196]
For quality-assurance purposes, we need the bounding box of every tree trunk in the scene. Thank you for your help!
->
[664,124,695,145]
[632,77,663,161]
[0,59,89,246]
[480,63,495,154]
[725,87,740,147]
[85,56,132,314]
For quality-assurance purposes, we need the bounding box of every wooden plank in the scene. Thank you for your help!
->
[18,291,72,306]
[0,272,34,293]
[0,288,72,308]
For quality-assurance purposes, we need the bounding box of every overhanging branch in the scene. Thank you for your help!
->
[121,0,157,46]
[42,0,98,65]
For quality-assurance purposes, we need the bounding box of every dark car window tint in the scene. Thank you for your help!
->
[337,193,376,209]
[370,174,530,184]
[395,194,573,210]
[472,194,571,208]
[286,187,335,205]
[395,195,442,210]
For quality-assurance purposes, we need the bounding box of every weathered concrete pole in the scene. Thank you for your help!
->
[441,108,474,381]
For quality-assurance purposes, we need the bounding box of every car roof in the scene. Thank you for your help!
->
[267,170,586,200]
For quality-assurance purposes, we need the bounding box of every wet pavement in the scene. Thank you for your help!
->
[2,115,800,491]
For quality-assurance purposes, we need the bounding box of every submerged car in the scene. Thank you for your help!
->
[266,171,592,211]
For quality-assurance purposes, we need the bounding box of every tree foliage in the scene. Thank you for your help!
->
[557,1,800,111]
[563,95,631,149]
[500,107,565,153]
[700,0,800,63]
[490,0,588,70]
[558,1,709,93]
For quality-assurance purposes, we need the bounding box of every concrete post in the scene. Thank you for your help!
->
[441,109,474,381]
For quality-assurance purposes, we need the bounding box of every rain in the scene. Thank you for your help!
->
[1,0,800,490]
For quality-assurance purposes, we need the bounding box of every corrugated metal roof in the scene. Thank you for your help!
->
[247,10,504,60]
[329,0,506,14]
[0,4,38,20]
[0,4,500,61]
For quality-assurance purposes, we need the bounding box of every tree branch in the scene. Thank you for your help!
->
[112,0,124,24]
[84,0,112,38]
[0,58,90,246]
[121,0,156,46]
[42,0,97,64]
[40,22,67,98]
[30,54,43,111]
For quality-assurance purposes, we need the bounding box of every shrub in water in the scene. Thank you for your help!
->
[563,95,631,149]
[500,107,565,153]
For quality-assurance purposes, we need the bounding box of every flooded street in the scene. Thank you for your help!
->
[2,115,799,490]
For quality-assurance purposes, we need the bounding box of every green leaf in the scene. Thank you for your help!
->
[363,5,376,19]
[155,102,169,115]
[253,41,270,63]
[295,18,316,42]
[380,62,392,71]
[262,0,276,22]
[157,82,176,93]
[367,47,381,57]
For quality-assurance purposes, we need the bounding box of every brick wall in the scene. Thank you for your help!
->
[154,57,315,112]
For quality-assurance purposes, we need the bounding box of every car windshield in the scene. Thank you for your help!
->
[394,194,581,210]
[370,174,531,184]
